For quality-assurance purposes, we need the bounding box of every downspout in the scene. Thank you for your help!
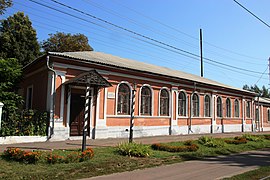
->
[46,55,56,139]
[189,82,196,134]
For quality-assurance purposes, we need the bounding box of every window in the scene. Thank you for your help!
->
[160,89,169,116]
[234,99,239,117]
[226,98,231,117]
[141,86,152,115]
[268,109,270,122]
[204,95,211,117]
[26,86,33,109]
[246,101,251,118]
[178,91,186,116]
[192,93,199,117]
[117,83,130,114]
[217,97,222,117]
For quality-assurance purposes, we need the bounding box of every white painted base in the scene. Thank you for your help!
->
[49,126,69,141]
[0,136,47,144]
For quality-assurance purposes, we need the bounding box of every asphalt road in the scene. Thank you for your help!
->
[85,149,270,180]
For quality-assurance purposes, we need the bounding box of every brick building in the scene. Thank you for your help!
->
[22,51,270,140]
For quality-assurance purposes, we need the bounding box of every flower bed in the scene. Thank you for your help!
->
[225,137,247,145]
[2,147,94,164]
[151,142,199,152]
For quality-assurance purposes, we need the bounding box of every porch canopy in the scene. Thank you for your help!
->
[64,69,112,87]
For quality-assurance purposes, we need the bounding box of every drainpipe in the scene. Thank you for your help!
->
[46,55,56,139]
[189,82,196,134]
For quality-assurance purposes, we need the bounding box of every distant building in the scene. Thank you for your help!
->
[21,51,270,140]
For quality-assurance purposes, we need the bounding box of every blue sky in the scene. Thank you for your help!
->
[2,0,270,89]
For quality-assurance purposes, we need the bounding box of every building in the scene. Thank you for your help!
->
[21,51,269,140]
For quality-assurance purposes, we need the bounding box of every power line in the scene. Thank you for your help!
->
[233,0,270,30]
[254,67,268,85]
[28,0,266,75]
[113,0,265,61]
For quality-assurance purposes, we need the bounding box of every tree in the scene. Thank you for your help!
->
[0,58,23,113]
[41,32,93,52]
[0,0,12,15]
[243,84,270,98]
[0,12,40,66]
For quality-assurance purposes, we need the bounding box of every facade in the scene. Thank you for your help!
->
[21,51,268,140]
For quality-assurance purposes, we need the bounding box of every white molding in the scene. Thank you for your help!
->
[158,87,171,117]
[139,84,154,116]
[66,87,71,128]
[104,87,108,125]
[59,74,66,122]
[115,81,133,115]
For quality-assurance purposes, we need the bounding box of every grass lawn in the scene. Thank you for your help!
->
[224,166,270,180]
[1,135,270,180]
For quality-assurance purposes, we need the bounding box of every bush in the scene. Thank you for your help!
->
[151,143,199,152]
[3,147,94,164]
[117,142,150,157]
[2,148,40,164]
[198,136,225,148]
[0,109,48,136]
[242,134,263,142]
[264,135,270,140]
[225,137,247,145]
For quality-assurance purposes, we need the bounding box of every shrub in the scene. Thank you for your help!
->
[117,142,150,157]
[151,143,199,152]
[79,148,94,162]
[242,134,263,142]
[225,137,247,145]
[2,147,40,164]
[264,135,270,140]
[198,136,225,148]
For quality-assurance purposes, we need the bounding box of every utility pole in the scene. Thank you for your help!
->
[200,29,203,77]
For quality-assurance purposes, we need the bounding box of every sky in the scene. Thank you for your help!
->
[2,0,270,89]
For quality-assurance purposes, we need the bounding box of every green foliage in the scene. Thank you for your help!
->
[0,109,48,136]
[117,142,150,157]
[151,142,199,152]
[41,32,93,52]
[2,148,40,164]
[0,0,12,15]
[243,84,270,98]
[242,134,263,142]
[0,12,40,66]
[198,136,225,148]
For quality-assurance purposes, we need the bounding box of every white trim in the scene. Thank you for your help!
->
[178,90,188,117]
[106,115,170,118]
[139,84,154,116]
[158,87,171,116]
[191,92,200,117]
[261,105,264,131]
[96,89,100,123]
[216,96,223,118]
[203,94,211,117]
[26,85,33,109]
[66,87,71,128]
[115,81,133,115]
[54,62,255,98]
[59,74,66,122]
[104,87,108,124]
[225,98,232,117]
[234,99,240,118]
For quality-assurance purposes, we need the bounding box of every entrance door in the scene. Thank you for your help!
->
[69,90,91,136]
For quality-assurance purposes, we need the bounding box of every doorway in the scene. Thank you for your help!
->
[69,89,92,136]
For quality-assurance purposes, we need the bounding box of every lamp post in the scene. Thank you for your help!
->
[129,83,136,143]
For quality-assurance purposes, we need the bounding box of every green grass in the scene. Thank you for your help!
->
[0,135,270,179]
[224,166,270,180]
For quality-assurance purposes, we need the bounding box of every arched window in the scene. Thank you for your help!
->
[234,99,239,117]
[178,91,186,116]
[192,93,199,117]
[226,98,231,117]
[217,97,222,117]
[204,95,211,117]
[268,109,270,122]
[117,83,130,115]
[246,101,251,118]
[141,86,152,115]
[160,89,169,116]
